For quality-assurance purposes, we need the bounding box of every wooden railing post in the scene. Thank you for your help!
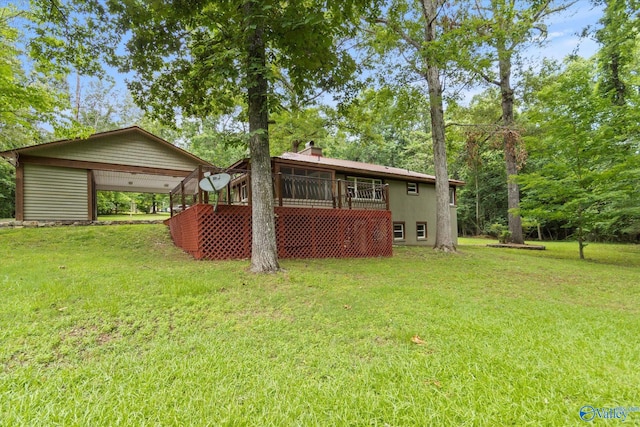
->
[275,172,283,207]
[384,184,390,211]
[337,179,342,209]
[181,181,186,211]
[197,165,203,204]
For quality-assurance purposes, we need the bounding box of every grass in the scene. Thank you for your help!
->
[97,213,171,221]
[0,213,170,223]
[1,226,639,426]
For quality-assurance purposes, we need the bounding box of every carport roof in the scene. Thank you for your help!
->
[0,126,213,194]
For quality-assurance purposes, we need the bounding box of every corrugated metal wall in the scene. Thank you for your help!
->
[23,164,88,221]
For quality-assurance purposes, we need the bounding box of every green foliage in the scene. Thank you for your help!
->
[1,226,639,424]
[269,108,329,156]
[447,89,509,236]
[595,0,639,105]
[30,0,380,125]
[0,6,86,141]
[74,79,143,132]
[519,57,640,256]
[327,86,434,173]
[0,161,15,218]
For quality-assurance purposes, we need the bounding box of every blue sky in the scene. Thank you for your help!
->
[532,1,603,61]
[8,0,604,113]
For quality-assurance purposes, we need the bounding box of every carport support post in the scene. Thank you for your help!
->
[15,162,24,221]
[169,191,174,217]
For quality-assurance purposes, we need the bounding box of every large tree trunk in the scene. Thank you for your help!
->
[498,53,524,245]
[245,1,279,273]
[422,0,455,252]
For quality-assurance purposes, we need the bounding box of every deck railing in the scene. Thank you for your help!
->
[170,167,390,216]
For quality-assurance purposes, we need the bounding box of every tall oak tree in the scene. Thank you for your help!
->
[31,0,379,272]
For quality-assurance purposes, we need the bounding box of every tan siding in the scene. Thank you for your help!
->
[23,164,88,220]
[29,134,199,171]
[387,180,458,246]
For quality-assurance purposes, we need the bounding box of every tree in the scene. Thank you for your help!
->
[326,86,434,173]
[372,0,468,252]
[32,0,379,272]
[519,57,639,258]
[447,89,510,236]
[466,0,575,244]
[594,0,639,106]
[0,6,87,218]
[73,79,142,132]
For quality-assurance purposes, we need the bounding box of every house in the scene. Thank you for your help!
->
[0,127,212,221]
[1,125,463,260]
[165,141,463,260]
[228,142,464,247]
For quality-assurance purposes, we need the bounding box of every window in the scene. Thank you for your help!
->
[416,222,427,240]
[240,182,248,202]
[407,182,419,195]
[347,177,383,200]
[231,178,249,203]
[449,187,456,206]
[393,222,405,241]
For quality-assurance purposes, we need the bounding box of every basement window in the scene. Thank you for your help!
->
[393,222,405,241]
[416,222,427,240]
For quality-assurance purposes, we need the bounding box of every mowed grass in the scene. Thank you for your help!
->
[0,226,638,426]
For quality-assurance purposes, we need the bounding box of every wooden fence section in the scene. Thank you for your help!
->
[164,204,392,260]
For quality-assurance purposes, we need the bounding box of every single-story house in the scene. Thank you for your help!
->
[0,126,212,221]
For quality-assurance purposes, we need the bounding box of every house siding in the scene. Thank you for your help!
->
[28,134,198,171]
[280,170,458,246]
[386,179,458,246]
[23,164,88,221]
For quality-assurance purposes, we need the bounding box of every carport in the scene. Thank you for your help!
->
[0,126,212,221]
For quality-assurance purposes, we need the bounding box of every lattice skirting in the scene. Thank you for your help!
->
[164,204,392,260]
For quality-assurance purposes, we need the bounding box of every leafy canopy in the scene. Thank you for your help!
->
[31,0,380,126]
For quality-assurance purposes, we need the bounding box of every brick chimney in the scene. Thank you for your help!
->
[299,141,323,157]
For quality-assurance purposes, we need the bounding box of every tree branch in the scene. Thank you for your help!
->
[375,18,423,52]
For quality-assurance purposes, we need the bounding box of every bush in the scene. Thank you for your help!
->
[487,223,511,243]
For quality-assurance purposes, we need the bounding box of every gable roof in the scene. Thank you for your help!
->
[0,126,211,168]
[0,126,214,194]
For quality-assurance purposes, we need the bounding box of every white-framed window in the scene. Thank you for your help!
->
[393,222,405,241]
[416,222,427,240]
[449,187,456,206]
[407,182,419,195]
[346,177,383,200]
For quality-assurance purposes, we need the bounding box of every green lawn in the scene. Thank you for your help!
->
[97,213,171,221]
[1,226,638,426]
